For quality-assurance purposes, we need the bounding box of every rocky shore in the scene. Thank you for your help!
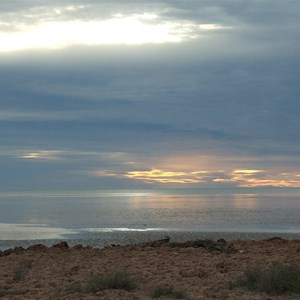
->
[0,238,300,299]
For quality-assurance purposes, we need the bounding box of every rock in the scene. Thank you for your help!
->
[1,246,25,256]
[52,241,69,250]
[13,246,25,254]
[3,248,13,256]
[217,238,227,245]
[169,239,237,254]
[27,244,48,251]
[73,244,83,250]
[265,237,286,242]
[141,237,171,247]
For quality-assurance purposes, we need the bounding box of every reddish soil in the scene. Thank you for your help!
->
[0,238,299,299]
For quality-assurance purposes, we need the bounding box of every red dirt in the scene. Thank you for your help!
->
[0,238,299,299]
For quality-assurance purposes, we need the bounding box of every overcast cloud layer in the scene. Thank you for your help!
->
[0,0,300,190]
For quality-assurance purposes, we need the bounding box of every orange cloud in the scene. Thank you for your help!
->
[125,169,207,183]
[239,179,300,188]
[233,169,264,175]
[92,168,206,184]
[89,167,300,187]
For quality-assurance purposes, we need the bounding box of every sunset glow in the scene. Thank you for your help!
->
[125,169,204,183]
[233,170,263,175]
[90,167,300,187]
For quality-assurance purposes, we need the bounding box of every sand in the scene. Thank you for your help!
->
[0,238,300,299]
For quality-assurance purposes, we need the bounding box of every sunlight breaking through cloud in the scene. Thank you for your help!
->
[0,5,230,52]
[92,168,206,184]
[215,170,300,188]
[12,148,300,187]
[90,168,300,187]
[125,169,205,183]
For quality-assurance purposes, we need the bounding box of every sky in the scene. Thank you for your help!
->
[0,0,300,190]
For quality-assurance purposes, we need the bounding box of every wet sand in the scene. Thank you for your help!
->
[0,237,300,299]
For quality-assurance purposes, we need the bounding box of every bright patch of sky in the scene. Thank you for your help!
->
[0,4,229,51]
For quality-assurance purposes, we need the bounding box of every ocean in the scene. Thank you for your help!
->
[0,188,300,250]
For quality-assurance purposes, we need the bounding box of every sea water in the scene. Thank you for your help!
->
[0,188,300,249]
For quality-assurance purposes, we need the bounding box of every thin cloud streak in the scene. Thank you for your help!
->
[17,150,63,160]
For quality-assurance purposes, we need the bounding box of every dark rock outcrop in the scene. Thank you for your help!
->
[52,241,69,250]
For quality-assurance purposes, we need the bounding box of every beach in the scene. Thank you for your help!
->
[1,189,300,299]
[1,237,300,299]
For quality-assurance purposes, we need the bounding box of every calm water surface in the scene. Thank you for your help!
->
[0,188,300,245]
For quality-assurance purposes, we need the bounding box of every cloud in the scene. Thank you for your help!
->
[0,2,231,52]
[88,166,300,187]
[233,170,263,175]
[126,169,205,183]
[0,1,300,190]
[90,168,206,184]
[17,150,63,160]
[10,148,135,164]
[1,145,300,189]
[214,170,300,188]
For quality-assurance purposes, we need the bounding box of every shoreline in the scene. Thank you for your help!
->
[1,230,300,251]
